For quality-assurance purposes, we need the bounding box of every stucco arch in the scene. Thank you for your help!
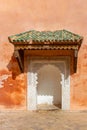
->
[27,56,70,110]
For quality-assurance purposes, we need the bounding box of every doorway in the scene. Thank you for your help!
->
[37,64,61,110]
[27,57,70,110]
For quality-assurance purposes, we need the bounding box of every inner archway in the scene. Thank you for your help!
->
[37,64,62,110]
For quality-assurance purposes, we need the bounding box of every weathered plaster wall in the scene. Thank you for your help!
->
[0,43,26,109]
[0,0,87,109]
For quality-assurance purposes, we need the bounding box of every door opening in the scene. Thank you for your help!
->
[37,64,62,110]
[27,57,70,111]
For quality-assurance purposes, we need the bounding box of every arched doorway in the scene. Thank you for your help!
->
[8,30,83,111]
[37,64,62,110]
[27,57,70,111]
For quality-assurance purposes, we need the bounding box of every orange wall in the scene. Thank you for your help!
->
[0,0,87,110]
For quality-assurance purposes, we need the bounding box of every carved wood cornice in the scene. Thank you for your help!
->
[14,44,79,50]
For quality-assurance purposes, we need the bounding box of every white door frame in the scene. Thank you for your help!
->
[27,56,70,110]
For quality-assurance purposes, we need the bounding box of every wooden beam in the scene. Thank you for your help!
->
[74,49,78,73]
[14,50,24,72]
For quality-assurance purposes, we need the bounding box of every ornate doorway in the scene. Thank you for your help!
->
[27,56,70,110]
[8,29,83,110]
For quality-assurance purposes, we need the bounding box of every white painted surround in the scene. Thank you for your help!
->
[27,57,70,110]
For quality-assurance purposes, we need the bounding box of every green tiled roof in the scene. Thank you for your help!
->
[8,29,83,43]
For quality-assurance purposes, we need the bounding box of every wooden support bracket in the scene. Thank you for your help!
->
[14,50,24,72]
[74,49,78,73]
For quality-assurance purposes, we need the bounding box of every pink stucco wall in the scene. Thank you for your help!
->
[0,0,87,110]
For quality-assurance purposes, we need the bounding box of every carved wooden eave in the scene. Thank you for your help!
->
[8,29,83,72]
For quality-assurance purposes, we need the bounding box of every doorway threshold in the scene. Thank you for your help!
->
[37,104,61,111]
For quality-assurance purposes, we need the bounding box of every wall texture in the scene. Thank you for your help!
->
[0,0,87,110]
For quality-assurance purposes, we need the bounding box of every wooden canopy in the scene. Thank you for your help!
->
[8,29,83,72]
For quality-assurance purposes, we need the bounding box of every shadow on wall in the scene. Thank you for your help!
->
[7,53,21,79]
[0,53,26,109]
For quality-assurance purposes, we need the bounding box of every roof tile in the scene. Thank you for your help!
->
[8,29,83,43]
